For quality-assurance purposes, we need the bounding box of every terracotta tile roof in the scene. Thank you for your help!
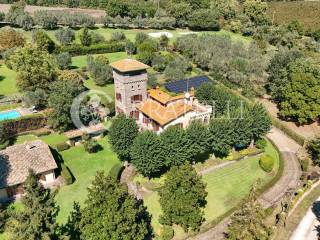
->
[64,123,106,139]
[0,140,58,188]
[138,99,193,126]
[148,88,195,105]
[110,59,149,73]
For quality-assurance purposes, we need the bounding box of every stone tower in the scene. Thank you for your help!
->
[110,59,149,119]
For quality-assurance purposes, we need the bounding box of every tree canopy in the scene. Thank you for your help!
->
[81,171,152,240]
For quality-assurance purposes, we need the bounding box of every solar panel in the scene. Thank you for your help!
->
[164,76,210,94]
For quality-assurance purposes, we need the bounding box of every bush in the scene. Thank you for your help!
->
[300,159,309,172]
[33,10,58,29]
[61,163,73,185]
[108,163,124,180]
[55,142,70,152]
[82,134,101,153]
[256,138,267,149]
[57,42,125,56]
[55,28,75,46]
[110,31,126,42]
[160,225,174,240]
[55,52,72,70]
[259,154,275,173]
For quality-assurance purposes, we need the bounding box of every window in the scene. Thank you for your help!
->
[116,93,122,102]
[152,121,160,131]
[143,116,150,124]
[131,95,143,103]
[130,111,139,120]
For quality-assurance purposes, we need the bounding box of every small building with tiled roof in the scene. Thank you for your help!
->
[111,59,212,133]
[0,140,58,201]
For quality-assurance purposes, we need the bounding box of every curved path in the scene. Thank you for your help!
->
[187,128,302,240]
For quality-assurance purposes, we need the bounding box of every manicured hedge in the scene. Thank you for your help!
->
[2,113,47,136]
[56,42,126,56]
[259,154,275,173]
[108,163,124,180]
[61,163,73,185]
[55,142,70,152]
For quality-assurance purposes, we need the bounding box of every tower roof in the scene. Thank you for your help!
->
[110,59,149,73]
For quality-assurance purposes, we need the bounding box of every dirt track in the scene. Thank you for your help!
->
[0,4,106,19]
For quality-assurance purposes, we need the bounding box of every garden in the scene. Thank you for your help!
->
[138,140,280,238]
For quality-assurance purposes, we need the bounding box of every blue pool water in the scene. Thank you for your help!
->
[0,110,21,121]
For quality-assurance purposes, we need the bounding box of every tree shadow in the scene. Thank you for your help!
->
[50,148,76,183]
[311,201,320,238]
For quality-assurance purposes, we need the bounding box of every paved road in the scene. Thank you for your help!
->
[290,196,320,240]
[186,128,302,240]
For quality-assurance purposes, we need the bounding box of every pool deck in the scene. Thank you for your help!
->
[17,108,33,117]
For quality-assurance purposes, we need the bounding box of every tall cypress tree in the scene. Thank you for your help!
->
[81,171,152,240]
[10,170,59,240]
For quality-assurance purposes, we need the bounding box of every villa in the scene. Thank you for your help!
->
[0,140,58,201]
[111,59,212,133]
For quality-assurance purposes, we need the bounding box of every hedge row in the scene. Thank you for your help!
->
[271,116,306,146]
[2,113,47,136]
[56,42,126,56]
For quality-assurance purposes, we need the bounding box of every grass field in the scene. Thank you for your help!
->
[267,1,320,31]
[144,140,280,238]
[55,138,120,223]
[14,133,68,146]
[0,63,18,97]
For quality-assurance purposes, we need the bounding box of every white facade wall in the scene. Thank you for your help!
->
[44,170,56,183]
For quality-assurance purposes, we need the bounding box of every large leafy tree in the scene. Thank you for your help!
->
[10,46,56,92]
[243,0,268,26]
[279,72,320,124]
[159,162,207,232]
[208,119,234,157]
[248,103,271,141]
[10,170,59,240]
[81,171,152,240]
[48,79,85,131]
[226,185,272,240]
[109,114,139,161]
[186,120,209,161]
[267,48,303,101]
[160,125,192,166]
[130,130,165,178]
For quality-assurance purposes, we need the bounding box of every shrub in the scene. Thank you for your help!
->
[55,52,72,70]
[160,225,174,240]
[55,28,75,46]
[0,12,4,21]
[57,42,125,56]
[32,30,56,53]
[108,163,124,180]
[82,134,101,153]
[61,163,73,185]
[312,29,320,42]
[300,159,309,172]
[80,27,92,46]
[256,138,267,149]
[110,31,126,42]
[55,142,70,152]
[259,154,275,173]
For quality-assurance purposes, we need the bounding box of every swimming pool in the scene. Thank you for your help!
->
[0,110,21,121]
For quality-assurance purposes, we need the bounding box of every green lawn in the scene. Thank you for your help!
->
[144,140,280,238]
[55,138,120,223]
[0,63,18,97]
[14,133,68,147]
